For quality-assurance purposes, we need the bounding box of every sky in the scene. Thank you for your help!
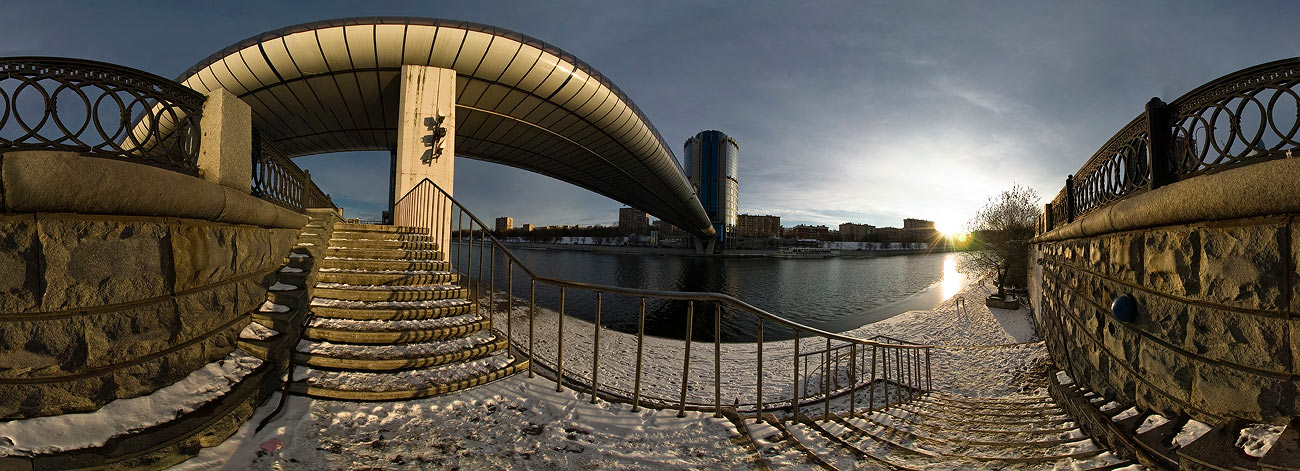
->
[5,1,1299,231]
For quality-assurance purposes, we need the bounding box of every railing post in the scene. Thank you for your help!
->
[1065,175,1075,224]
[506,260,513,354]
[869,345,877,410]
[556,286,565,392]
[755,318,764,423]
[714,303,722,418]
[849,343,857,417]
[1044,203,1054,230]
[925,348,932,391]
[633,297,646,412]
[678,301,695,418]
[790,332,800,421]
[591,291,602,404]
[823,338,831,419]
[528,279,535,378]
[1147,97,1174,189]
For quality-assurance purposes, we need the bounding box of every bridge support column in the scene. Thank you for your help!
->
[392,65,456,253]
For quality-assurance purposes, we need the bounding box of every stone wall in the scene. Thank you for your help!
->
[0,151,305,420]
[1033,216,1298,424]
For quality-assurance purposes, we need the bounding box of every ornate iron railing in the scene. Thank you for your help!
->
[0,57,203,174]
[251,129,334,212]
[1041,58,1300,235]
[395,178,932,421]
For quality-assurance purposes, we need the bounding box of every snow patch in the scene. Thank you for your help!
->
[239,322,280,341]
[1112,407,1140,422]
[269,282,299,291]
[288,253,310,260]
[307,313,482,332]
[1055,370,1074,385]
[309,297,470,309]
[314,282,460,291]
[280,266,304,273]
[1136,414,1170,434]
[1236,423,1284,458]
[258,301,290,313]
[1172,420,1211,448]
[1100,401,1121,412]
[0,350,262,456]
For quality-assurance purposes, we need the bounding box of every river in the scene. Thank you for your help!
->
[459,246,969,342]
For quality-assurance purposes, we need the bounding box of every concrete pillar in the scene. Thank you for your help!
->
[393,65,456,255]
[196,89,252,193]
[393,65,456,203]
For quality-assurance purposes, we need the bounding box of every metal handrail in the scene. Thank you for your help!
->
[393,177,933,421]
[251,128,334,212]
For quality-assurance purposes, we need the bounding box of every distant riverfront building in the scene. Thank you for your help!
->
[789,224,830,240]
[495,217,513,233]
[522,224,535,232]
[618,207,650,235]
[683,130,739,241]
[839,222,875,242]
[737,214,781,238]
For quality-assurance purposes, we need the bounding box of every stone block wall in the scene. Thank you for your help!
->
[1033,216,1298,424]
[0,151,304,420]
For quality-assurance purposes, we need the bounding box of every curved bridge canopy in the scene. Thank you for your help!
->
[178,17,713,237]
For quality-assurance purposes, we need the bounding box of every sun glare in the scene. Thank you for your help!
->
[934,219,963,236]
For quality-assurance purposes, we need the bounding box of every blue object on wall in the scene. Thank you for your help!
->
[1111,294,1137,323]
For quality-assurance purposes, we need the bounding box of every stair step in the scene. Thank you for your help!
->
[310,297,475,321]
[321,257,450,272]
[302,313,490,344]
[333,223,423,234]
[325,247,442,260]
[289,355,528,401]
[328,238,440,251]
[317,269,457,286]
[330,230,432,242]
[294,333,506,371]
[313,283,468,302]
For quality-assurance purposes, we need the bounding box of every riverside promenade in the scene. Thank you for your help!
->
[176,278,1130,470]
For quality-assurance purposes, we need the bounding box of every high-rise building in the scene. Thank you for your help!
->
[495,216,513,233]
[618,207,650,235]
[683,130,739,241]
[737,214,781,238]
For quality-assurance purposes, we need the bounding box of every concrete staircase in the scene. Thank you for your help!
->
[286,222,527,401]
[742,389,1137,470]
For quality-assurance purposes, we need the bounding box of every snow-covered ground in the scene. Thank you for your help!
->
[174,277,1058,470]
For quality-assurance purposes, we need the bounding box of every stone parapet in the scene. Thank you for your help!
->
[1033,215,1300,424]
[0,151,306,420]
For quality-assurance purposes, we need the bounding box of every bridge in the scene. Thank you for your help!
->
[0,17,1296,471]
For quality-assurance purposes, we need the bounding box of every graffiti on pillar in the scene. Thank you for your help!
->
[421,114,448,165]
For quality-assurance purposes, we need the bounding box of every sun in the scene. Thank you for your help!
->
[934,219,965,236]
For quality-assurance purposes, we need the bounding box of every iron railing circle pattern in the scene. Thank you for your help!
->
[0,57,203,174]
[251,128,334,212]
[1042,58,1300,234]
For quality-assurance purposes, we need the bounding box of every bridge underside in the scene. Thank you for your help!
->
[178,17,714,238]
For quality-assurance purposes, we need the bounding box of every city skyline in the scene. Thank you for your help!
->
[7,2,1300,229]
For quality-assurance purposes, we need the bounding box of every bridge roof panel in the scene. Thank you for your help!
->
[179,17,714,237]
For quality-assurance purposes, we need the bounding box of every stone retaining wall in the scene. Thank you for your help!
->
[1033,214,1298,424]
[0,151,304,420]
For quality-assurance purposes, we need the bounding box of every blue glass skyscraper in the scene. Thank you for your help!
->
[683,130,739,241]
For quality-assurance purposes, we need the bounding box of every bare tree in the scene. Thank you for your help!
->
[960,184,1042,298]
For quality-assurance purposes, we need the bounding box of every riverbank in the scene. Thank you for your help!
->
[504,241,949,258]
[175,278,1064,470]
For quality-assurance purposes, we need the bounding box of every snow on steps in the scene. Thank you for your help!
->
[331,222,423,234]
[308,296,474,321]
[731,392,1136,471]
[316,268,457,286]
[312,282,468,302]
[325,238,440,251]
[293,332,507,371]
[319,256,449,272]
[288,356,530,401]
[302,312,491,344]
[329,230,433,241]
[324,246,442,260]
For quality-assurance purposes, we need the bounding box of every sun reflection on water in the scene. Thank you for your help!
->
[941,253,966,300]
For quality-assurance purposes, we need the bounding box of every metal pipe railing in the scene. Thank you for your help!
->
[392,177,936,419]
